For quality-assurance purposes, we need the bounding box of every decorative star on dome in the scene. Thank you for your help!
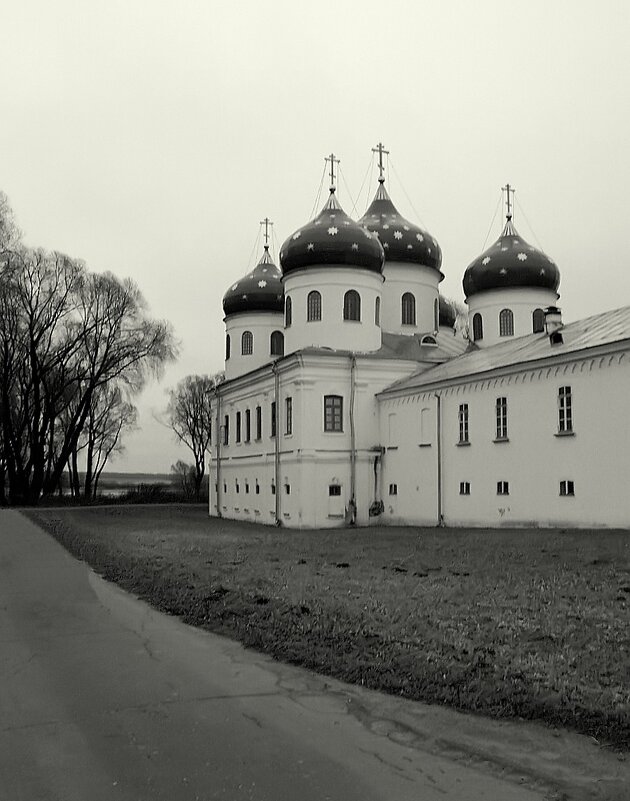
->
[514,240,520,244]
[393,231,403,239]
[363,229,373,238]
[407,244,413,250]
[428,247,432,253]
[313,220,321,225]
[482,257,491,265]
[329,214,336,220]
[328,227,338,236]
[292,231,302,240]
[307,243,314,251]
[383,242,389,249]
[501,247,508,252]
[416,234,424,242]
[351,243,359,250]
[261,268,268,273]
[540,268,546,275]
[257,280,267,288]
[403,225,410,231]
[517,253,527,261]
[241,294,248,299]
[382,224,389,230]
[343,220,351,225]
[231,284,238,291]
[499,268,507,275]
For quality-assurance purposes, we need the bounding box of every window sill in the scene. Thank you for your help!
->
[324,430,345,435]
[386,446,398,451]
[554,430,575,437]
[493,437,510,444]
[456,441,471,447]
[418,443,432,448]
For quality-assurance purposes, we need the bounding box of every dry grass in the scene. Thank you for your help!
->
[26,506,630,749]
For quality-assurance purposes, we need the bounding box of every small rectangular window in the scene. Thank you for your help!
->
[223,482,227,494]
[223,415,229,446]
[245,409,251,442]
[271,401,277,438]
[236,411,241,443]
[256,405,262,439]
[495,397,508,439]
[245,483,249,494]
[271,484,276,495]
[459,481,471,495]
[497,481,509,495]
[285,397,293,435]
[284,484,291,495]
[324,395,343,432]
[560,480,575,496]
[329,485,342,496]
[389,483,398,496]
[458,403,469,444]
[235,482,240,494]
[558,386,573,433]
[255,482,260,495]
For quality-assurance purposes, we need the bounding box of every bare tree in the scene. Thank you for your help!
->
[166,374,220,501]
[170,459,196,500]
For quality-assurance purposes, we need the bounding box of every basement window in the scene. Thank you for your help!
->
[329,485,342,496]
[560,480,575,496]
[459,482,471,495]
[389,484,398,496]
[497,481,509,496]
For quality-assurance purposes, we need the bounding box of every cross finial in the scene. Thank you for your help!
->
[502,183,515,220]
[259,216,273,249]
[372,141,389,182]
[325,153,340,191]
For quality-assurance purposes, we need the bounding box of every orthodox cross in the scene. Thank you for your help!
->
[502,183,515,218]
[325,153,340,189]
[259,216,273,247]
[372,141,389,181]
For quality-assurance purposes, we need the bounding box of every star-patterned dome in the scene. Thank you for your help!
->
[222,246,284,316]
[280,189,385,276]
[358,179,443,274]
[463,216,560,298]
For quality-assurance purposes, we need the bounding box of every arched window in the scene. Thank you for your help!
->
[285,296,292,328]
[499,308,514,337]
[375,296,380,326]
[343,290,361,321]
[241,330,253,355]
[270,330,284,356]
[401,293,416,326]
[472,313,483,341]
[307,290,321,322]
[434,298,439,331]
[225,333,231,359]
[532,308,545,333]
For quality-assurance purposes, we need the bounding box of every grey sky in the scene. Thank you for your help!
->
[2,0,628,472]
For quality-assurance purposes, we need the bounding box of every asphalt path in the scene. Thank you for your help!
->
[0,510,627,800]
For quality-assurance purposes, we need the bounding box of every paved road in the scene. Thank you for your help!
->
[0,511,626,800]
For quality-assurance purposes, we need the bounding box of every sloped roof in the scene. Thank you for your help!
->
[299,330,468,364]
[381,306,630,395]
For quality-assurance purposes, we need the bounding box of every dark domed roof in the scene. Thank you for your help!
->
[223,247,284,316]
[359,180,442,274]
[438,295,457,328]
[280,189,384,277]
[463,216,560,298]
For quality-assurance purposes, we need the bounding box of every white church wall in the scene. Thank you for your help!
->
[381,262,440,335]
[224,311,284,380]
[466,287,558,348]
[283,267,383,354]
[378,347,630,529]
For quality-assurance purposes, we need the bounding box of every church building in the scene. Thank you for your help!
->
[209,147,630,529]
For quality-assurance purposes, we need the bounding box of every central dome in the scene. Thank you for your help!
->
[280,189,384,276]
[359,179,443,274]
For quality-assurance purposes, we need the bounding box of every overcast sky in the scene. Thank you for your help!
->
[1,0,628,473]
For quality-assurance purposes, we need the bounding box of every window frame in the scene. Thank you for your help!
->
[270,330,284,356]
[558,386,573,433]
[307,290,322,322]
[499,308,514,337]
[324,395,343,432]
[375,296,380,326]
[532,308,545,333]
[401,292,416,326]
[241,330,253,355]
[285,396,293,435]
[458,403,469,444]
[343,290,361,322]
[560,480,575,496]
[255,405,262,440]
[459,481,471,495]
[285,295,292,327]
[472,313,483,342]
[225,333,231,359]
[497,480,510,495]
[270,401,277,438]
[495,396,508,440]
[223,414,229,446]
[235,411,241,443]
[245,409,251,443]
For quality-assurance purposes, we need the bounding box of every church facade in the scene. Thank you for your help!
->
[209,151,630,530]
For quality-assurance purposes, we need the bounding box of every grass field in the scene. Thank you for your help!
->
[26,506,630,749]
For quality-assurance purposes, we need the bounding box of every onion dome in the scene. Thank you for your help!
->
[463,215,560,298]
[438,295,457,328]
[222,246,284,316]
[280,189,384,276]
[359,179,442,273]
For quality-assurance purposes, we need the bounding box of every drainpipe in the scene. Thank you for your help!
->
[434,393,443,527]
[349,354,357,525]
[215,387,222,518]
[272,362,282,526]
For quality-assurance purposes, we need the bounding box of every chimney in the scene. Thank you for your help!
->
[544,306,563,344]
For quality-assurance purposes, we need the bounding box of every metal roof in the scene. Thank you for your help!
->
[381,306,630,395]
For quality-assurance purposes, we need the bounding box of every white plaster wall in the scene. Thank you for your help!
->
[378,349,630,529]
[381,262,441,335]
[224,311,284,380]
[466,287,559,348]
[283,267,383,354]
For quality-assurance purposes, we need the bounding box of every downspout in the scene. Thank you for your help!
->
[349,354,357,525]
[215,387,222,518]
[272,362,282,526]
[434,393,443,526]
